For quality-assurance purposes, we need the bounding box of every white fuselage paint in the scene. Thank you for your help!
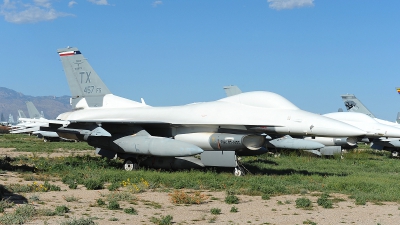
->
[324,112,400,138]
[57,92,366,138]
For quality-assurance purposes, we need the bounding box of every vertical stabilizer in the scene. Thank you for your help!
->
[26,101,42,119]
[223,85,242,97]
[8,114,14,124]
[396,112,400,124]
[341,94,375,118]
[57,47,112,109]
[18,110,27,119]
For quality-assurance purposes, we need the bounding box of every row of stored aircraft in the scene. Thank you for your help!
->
[9,102,67,142]
[32,47,400,176]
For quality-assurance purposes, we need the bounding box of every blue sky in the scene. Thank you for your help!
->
[1,0,399,121]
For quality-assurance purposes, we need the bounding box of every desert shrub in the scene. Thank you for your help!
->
[261,193,270,200]
[68,183,78,189]
[225,195,239,204]
[55,205,70,215]
[60,217,97,225]
[317,193,333,208]
[0,199,14,213]
[96,198,105,206]
[295,197,313,209]
[0,204,35,224]
[84,179,104,190]
[210,208,221,215]
[124,207,138,215]
[36,208,56,216]
[169,190,208,204]
[107,200,120,210]
[7,181,60,193]
[64,195,79,202]
[105,191,136,202]
[230,206,238,213]
[107,182,120,191]
[150,215,173,225]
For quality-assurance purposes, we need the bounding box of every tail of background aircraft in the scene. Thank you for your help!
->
[18,110,26,119]
[223,85,242,97]
[57,47,146,109]
[26,101,42,119]
[396,112,400,124]
[340,94,375,118]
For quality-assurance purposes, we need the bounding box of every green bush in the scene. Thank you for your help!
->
[0,204,35,224]
[0,199,14,213]
[150,215,173,225]
[68,183,78,189]
[124,207,138,215]
[261,193,270,200]
[210,208,221,215]
[230,206,238,213]
[55,205,70,215]
[107,182,120,191]
[107,200,120,210]
[84,179,104,190]
[295,197,312,209]
[317,193,333,208]
[60,217,97,225]
[96,198,105,206]
[225,195,239,204]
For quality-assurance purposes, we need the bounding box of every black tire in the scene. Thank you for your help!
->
[123,158,139,171]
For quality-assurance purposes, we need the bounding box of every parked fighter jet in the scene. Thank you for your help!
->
[223,85,326,152]
[341,94,400,156]
[223,86,350,156]
[11,102,66,141]
[43,47,366,175]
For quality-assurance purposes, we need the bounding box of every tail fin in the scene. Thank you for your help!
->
[396,112,400,124]
[26,101,42,119]
[57,47,146,109]
[18,110,27,119]
[8,114,14,124]
[341,94,375,118]
[223,85,242,97]
[57,47,112,108]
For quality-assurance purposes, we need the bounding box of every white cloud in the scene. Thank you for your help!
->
[0,0,73,24]
[267,0,314,10]
[68,1,77,8]
[34,0,51,8]
[152,1,162,7]
[88,0,108,5]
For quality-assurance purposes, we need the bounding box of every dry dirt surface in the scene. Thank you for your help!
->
[1,148,400,225]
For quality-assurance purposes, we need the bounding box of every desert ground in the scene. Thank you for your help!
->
[1,147,400,225]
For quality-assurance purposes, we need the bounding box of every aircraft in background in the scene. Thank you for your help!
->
[11,102,68,142]
[341,94,400,156]
[43,47,365,175]
[224,86,400,157]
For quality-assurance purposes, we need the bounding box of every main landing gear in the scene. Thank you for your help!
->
[123,158,139,171]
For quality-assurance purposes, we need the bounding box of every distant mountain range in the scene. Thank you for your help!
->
[0,87,71,121]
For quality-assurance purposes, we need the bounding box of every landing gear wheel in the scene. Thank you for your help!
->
[124,158,139,171]
[234,167,244,176]
[43,138,48,142]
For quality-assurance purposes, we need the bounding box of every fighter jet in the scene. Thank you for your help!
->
[11,102,67,141]
[223,85,326,152]
[224,86,400,157]
[43,47,365,175]
[341,94,400,156]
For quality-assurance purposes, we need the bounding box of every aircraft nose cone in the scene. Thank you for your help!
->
[313,117,366,137]
[378,125,400,138]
